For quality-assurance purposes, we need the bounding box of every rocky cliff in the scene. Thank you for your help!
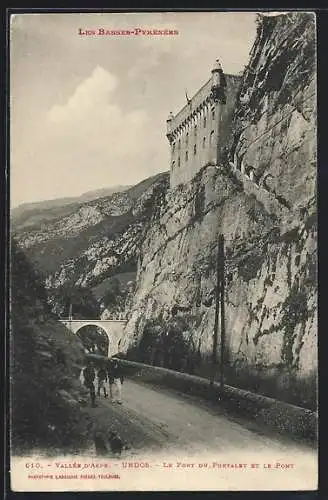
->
[121,12,317,409]
[12,13,316,410]
[13,173,169,312]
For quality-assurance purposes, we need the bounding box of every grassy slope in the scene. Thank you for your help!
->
[11,240,93,455]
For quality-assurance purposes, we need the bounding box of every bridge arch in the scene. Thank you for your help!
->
[75,324,111,358]
[59,319,127,358]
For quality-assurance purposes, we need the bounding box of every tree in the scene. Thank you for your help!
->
[77,326,108,356]
[11,239,49,316]
[164,317,189,370]
[139,318,165,364]
[51,285,100,319]
[103,278,122,310]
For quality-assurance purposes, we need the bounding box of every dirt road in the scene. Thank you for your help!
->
[12,379,317,491]
[88,381,316,463]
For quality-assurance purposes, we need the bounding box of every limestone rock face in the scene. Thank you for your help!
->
[13,173,170,296]
[12,13,316,409]
[230,12,316,212]
[122,12,317,409]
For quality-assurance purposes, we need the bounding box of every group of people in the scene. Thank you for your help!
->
[82,358,124,408]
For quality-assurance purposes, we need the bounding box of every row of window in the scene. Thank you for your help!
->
[172,151,189,168]
[171,130,215,169]
[173,130,215,155]
[172,110,216,153]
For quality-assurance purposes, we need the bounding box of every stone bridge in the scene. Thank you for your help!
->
[59,319,127,358]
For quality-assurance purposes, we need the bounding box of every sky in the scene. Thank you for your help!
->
[10,12,257,208]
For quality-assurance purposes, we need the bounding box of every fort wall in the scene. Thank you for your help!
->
[167,69,241,188]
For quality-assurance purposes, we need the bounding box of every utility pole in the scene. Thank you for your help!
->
[219,234,225,390]
[68,302,73,321]
[211,234,222,387]
[210,233,225,389]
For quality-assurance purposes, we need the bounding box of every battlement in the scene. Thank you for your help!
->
[170,74,240,135]
[172,78,212,130]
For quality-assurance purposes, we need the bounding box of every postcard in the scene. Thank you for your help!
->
[9,10,318,492]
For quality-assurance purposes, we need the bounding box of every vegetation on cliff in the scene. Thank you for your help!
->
[11,240,91,455]
[11,13,316,412]
[13,173,170,316]
[122,12,317,410]
[127,314,203,374]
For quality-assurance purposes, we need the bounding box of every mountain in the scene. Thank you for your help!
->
[13,172,170,315]
[11,184,131,229]
[76,184,131,203]
[119,12,316,409]
[13,13,316,410]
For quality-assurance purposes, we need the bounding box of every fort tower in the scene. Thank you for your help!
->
[166,60,241,188]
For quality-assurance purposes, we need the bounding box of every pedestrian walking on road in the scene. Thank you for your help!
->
[97,364,108,398]
[83,362,97,408]
[107,358,124,404]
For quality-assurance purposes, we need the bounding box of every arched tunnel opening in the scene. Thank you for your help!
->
[76,325,110,357]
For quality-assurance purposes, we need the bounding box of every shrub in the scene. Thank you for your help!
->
[11,240,91,455]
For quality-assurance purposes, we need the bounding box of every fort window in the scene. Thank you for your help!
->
[210,130,215,145]
[194,144,197,155]
[212,109,215,120]
[178,157,180,167]
[172,142,175,153]
[194,125,197,137]
[203,116,207,128]
[203,137,206,149]
[172,160,175,170]
[186,133,189,146]
[178,139,181,149]
[185,151,188,162]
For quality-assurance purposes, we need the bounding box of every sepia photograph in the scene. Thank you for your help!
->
[9,10,317,491]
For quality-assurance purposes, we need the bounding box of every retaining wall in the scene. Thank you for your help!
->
[118,359,318,443]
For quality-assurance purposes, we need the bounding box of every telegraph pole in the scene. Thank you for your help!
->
[219,234,225,390]
[210,233,225,389]
[211,235,222,387]
[68,302,73,330]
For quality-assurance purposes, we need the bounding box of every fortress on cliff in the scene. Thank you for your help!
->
[166,60,241,188]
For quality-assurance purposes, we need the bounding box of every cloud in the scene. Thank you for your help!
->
[47,66,150,147]
[48,66,118,122]
[11,12,257,206]
[13,66,167,203]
